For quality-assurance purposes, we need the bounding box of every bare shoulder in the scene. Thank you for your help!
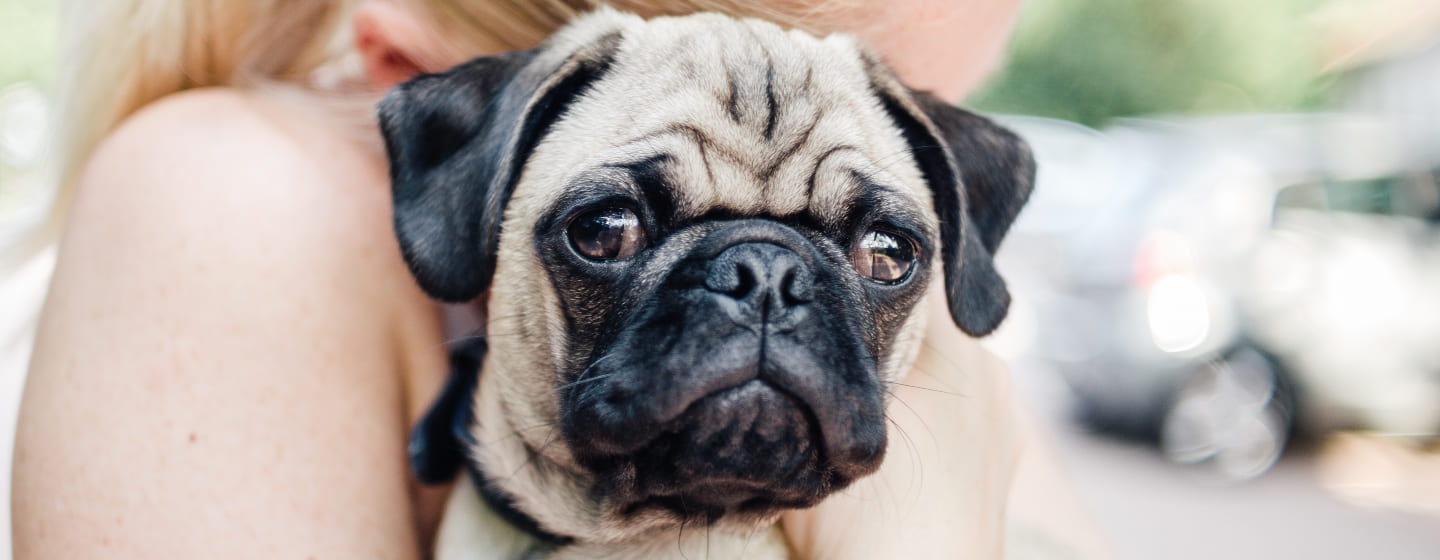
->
[79,88,390,251]
[60,86,447,373]
[65,87,444,346]
[14,88,448,558]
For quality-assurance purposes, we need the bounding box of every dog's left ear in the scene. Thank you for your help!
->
[378,32,622,302]
[864,56,1035,337]
[409,339,485,484]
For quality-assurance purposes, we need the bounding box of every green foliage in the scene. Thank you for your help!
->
[971,0,1336,125]
[0,0,57,88]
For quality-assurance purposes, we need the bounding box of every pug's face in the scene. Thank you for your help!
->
[381,10,1032,542]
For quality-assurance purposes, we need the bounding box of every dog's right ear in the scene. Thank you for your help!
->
[378,33,621,301]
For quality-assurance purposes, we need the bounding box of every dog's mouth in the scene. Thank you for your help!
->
[611,379,831,517]
[568,369,883,522]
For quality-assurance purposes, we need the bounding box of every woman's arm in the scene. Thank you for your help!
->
[13,89,448,558]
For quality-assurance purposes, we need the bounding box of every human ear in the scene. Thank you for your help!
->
[353,1,449,89]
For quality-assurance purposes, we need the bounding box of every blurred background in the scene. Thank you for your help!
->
[0,0,55,556]
[1,0,1438,558]
[971,0,1440,558]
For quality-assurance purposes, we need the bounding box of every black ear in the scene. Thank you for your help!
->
[409,339,485,484]
[866,59,1035,337]
[378,33,621,301]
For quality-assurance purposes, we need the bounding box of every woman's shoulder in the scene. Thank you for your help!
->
[20,86,451,558]
[103,87,299,160]
[76,87,398,264]
[67,86,433,332]
[115,86,270,135]
[89,87,385,213]
[61,84,450,418]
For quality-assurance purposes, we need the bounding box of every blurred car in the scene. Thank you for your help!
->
[995,114,1440,479]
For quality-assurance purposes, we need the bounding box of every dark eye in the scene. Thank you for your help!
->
[567,208,646,260]
[851,229,916,283]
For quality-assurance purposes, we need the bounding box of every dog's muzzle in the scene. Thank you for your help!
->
[562,221,887,518]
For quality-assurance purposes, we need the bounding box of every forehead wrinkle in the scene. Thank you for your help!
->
[619,121,785,219]
[610,127,734,221]
[596,153,677,215]
[848,163,933,227]
[618,22,833,192]
[605,112,925,229]
[549,17,931,226]
[805,145,864,226]
[807,147,932,230]
[852,172,925,219]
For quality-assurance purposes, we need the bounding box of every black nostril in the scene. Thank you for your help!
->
[703,255,751,296]
[731,266,757,299]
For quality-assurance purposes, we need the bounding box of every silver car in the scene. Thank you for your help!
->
[993,114,1440,479]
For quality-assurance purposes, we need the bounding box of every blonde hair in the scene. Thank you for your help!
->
[22,0,860,267]
[412,0,856,54]
[17,0,352,267]
[53,0,348,182]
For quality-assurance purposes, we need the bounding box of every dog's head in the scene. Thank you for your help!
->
[381,9,1032,542]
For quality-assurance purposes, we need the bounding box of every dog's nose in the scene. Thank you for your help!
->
[705,243,814,319]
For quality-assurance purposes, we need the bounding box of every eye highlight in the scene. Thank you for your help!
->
[851,229,916,283]
[568,208,646,261]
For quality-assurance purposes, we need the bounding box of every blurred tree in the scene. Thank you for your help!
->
[972,0,1336,125]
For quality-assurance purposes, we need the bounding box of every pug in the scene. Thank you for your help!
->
[378,8,1034,560]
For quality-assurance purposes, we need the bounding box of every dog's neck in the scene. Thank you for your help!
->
[437,473,791,560]
[464,463,576,547]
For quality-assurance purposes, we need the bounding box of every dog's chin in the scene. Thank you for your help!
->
[578,379,867,524]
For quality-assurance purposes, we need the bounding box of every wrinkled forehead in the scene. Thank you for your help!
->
[522,15,934,227]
